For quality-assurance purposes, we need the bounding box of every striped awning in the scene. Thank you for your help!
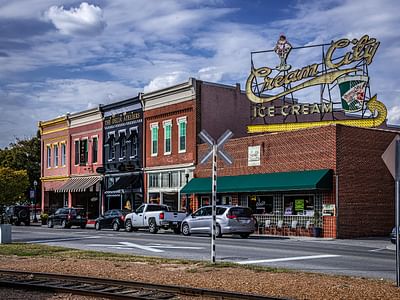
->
[55,176,102,193]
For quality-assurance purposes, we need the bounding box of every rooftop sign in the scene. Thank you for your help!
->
[246,35,387,133]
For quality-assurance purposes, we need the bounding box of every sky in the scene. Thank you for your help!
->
[0,0,399,148]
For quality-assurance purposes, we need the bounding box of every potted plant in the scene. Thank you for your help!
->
[40,213,48,225]
[313,210,322,237]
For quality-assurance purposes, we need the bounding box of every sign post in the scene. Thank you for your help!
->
[382,135,400,287]
[199,129,233,264]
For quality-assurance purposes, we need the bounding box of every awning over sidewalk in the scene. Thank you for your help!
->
[104,175,142,195]
[55,176,102,193]
[180,169,332,194]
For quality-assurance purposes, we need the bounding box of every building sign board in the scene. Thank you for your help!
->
[246,35,387,133]
[248,145,261,166]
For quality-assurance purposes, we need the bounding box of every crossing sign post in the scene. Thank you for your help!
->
[199,129,233,264]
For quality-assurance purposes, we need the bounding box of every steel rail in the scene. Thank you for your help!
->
[0,269,289,300]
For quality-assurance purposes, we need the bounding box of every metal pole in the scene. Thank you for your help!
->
[211,144,217,264]
[395,139,400,287]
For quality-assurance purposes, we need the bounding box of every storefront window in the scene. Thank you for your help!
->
[200,196,210,207]
[248,195,273,214]
[283,195,314,216]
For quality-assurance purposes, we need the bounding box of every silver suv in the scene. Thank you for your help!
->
[181,205,255,238]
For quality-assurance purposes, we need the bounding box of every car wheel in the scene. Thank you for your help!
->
[61,220,68,229]
[215,224,222,238]
[113,221,120,231]
[125,220,133,232]
[182,223,191,236]
[240,233,250,239]
[95,222,101,231]
[148,219,158,234]
[48,220,53,228]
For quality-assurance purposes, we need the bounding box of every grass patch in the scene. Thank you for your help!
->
[0,243,291,274]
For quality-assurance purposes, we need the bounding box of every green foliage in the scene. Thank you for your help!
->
[0,167,30,205]
[0,133,41,199]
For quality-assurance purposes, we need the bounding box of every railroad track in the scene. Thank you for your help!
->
[0,269,288,299]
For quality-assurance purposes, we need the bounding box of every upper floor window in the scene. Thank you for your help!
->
[107,133,115,161]
[80,139,88,165]
[119,131,127,159]
[92,137,98,163]
[47,145,51,168]
[177,117,187,153]
[129,127,138,158]
[54,144,59,167]
[74,140,79,165]
[163,120,172,155]
[150,123,158,156]
[61,143,66,166]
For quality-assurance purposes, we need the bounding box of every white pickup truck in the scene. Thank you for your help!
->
[124,203,187,234]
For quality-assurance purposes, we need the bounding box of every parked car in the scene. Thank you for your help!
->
[95,209,129,231]
[125,204,187,234]
[47,207,87,229]
[181,205,256,238]
[4,205,30,226]
[391,227,398,244]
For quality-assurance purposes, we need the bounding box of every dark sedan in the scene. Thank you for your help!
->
[95,209,130,231]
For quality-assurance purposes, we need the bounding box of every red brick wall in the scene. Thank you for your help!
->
[144,100,197,168]
[336,125,396,238]
[196,125,337,177]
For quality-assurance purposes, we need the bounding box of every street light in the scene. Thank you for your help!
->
[33,180,38,222]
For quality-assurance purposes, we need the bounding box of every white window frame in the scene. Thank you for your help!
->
[129,127,139,159]
[177,116,187,153]
[61,142,66,166]
[118,129,127,160]
[80,137,89,165]
[53,143,59,168]
[92,136,98,164]
[150,123,159,157]
[46,145,51,168]
[163,120,172,155]
[74,139,80,166]
[107,131,116,162]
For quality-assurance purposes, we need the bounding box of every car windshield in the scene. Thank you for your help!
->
[228,207,253,217]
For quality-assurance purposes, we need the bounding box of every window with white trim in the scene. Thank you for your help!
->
[92,137,98,163]
[129,127,138,158]
[61,143,66,166]
[163,120,172,155]
[150,123,158,156]
[47,145,51,168]
[74,140,79,165]
[53,144,59,167]
[177,117,187,153]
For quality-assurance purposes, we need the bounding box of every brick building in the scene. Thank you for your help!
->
[54,107,103,219]
[142,78,252,211]
[39,115,70,212]
[182,124,398,238]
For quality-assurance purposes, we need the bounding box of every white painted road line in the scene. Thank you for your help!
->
[237,254,341,265]
[27,236,100,244]
[119,242,165,253]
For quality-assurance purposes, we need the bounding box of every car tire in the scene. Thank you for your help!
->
[95,222,101,231]
[240,233,250,239]
[61,220,68,229]
[182,223,191,236]
[48,220,53,228]
[125,220,133,232]
[216,224,222,238]
[113,221,120,231]
[148,219,158,234]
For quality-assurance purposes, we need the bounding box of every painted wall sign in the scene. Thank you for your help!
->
[246,35,387,133]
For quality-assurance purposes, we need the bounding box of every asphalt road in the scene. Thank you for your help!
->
[10,225,396,281]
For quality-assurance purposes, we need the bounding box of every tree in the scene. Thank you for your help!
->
[0,167,30,206]
[0,131,41,197]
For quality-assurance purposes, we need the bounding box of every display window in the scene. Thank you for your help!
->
[283,195,314,216]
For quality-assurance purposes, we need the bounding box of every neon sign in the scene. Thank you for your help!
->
[246,35,387,133]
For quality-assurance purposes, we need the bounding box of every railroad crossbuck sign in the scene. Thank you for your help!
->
[198,129,233,263]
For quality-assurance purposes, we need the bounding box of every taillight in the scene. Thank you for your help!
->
[120,215,125,221]
[227,215,237,219]
[67,214,72,220]
[159,212,164,220]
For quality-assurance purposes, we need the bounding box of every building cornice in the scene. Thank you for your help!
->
[40,175,69,182]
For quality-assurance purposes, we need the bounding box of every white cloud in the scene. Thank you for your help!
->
[143,71,190,93]
[45,2,106,36]
[388,106,400,124]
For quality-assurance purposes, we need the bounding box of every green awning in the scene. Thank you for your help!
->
[181,169,332,194]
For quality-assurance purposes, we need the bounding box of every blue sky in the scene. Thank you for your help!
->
[0,0,399,148]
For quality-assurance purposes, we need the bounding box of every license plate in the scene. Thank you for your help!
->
[173,221,177,225]
[76,216,81,219]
